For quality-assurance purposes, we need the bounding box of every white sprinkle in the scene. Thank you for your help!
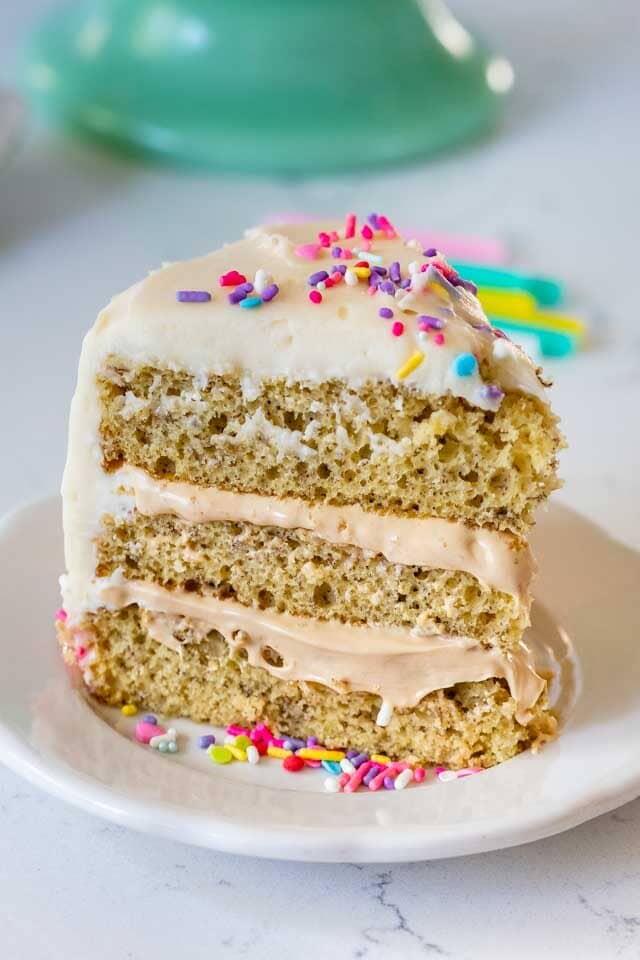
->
[376,700,393,727]
[323,776,340,793]
[417,330,428,343]
[149,727,177,749]
[316,280,326,291]
[394,769,413,790]
[340,758,356,775]
[357,250,383,264]
[408,260,418,274]
[253,268,271,295]
[345,268,358,286]
[438,770,458,782]
[246,745,260,765]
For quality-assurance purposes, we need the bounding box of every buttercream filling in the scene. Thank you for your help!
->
[101,579,544,724]
[123,466,534,604]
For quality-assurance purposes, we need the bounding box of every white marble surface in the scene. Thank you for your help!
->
[1,1,639,957]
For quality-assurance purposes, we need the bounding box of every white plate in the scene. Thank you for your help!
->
[0,496,638,862]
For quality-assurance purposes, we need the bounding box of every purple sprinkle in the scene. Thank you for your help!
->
[333,264,347,275]
[459,278,479,295]
[228,289,247,304]
[389,261,401,283]
[367,213,380,230]
[198,734,216,749]
[363,765,382,786]
[419,314,445,330]
[284,737,306,751]
[261,283,279,302]
[423,247,438,257]
[379,307,394,319]
[176,290,211,303]
[371,265,387,276]
[308,270,329,286]
[142,714,157,725]
[307,736,319,747]
[368,272,381,287]
[346,748,359,759]
[380,280,396,295]
[331,246,343,258]
[400,278,412,288]
[384,776,396,790]
[352,753,370,769]
[481,384,505,401]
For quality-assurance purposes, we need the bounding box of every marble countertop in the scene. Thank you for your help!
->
[1,1,639,957]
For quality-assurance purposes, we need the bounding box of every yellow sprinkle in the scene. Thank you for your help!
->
[396,350,425,381]
[353,267,371,279]
[267,745,292,759]
[234,735,252,749]
[371,754,391,765]
[226,744,247,761]
[296,748,346,761]
[121,704,137,717]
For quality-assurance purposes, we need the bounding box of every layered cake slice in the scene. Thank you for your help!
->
[58,214,563,768]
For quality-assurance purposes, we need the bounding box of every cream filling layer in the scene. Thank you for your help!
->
[125,467,534,604]
[101,580,544,724]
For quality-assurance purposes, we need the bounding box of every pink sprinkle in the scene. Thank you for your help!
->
[226,724,249,736]
[305,759,322,768]
[295,243,321,260]
[457,767,483,778]
[344,213,356,239]
[344,760,375,793]
[135,721,167,744]
[368,762,408,792]
[330,271,343,284]
[309,290,323,304]
[368,285,377,297]
[433,333,445,345]
[343,249,354,259]
[338,773,350,788]
[254,722,274,739]
[413,767,427,782]
[329,230,340,242]
[391,321,405,337]
[435,766,447,775]
[361,224,373,240]
[377,214,396,238]
[360,239,372,252]
[55,608,67,622]
[269,736,285,747]
[318,231,331,247]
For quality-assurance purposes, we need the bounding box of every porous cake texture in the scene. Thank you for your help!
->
[59,216,563,769]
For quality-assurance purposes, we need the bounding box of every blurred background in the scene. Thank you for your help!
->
[1,0,639,543]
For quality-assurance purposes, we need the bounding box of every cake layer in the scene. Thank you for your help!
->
[98,366,562,535]
[96,579,544,720]
[96,512,528,648]
[58,607,556,768]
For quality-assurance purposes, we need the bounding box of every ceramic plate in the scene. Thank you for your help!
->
[1,497,638,862]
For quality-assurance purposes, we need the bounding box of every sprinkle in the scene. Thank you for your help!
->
[198,734,216,749]
[227,724,250,736]
[434,333,445,345]
[413,767,427,782]
[333,264,347,275]
[380,280,395,295]
[307,736,319,746]
[330,230,339,242]
[378,307,394,320]
[376,700,393,727]
[344,213,356,239]
[367,213,380,230]
[377,214,396,238]
[283,737,306,751]
[305,759,322,768]
[283,754,305,772]
[339,758,356,775]
[351,752,370,768]
[239,296,262,309]
[338,772,350,788]
[308,270,329,286]
[371,754,391,765]
[254,722,274,738]
[330,271,343,285]
[384,776,396,790]
[391,321,405,337]
[331,246,343,258]
[253,268,271,295]
[309,290,323,304]
[361,224,374,240]
[121,704,137,717]
[295,243,321,260]
[322,760,342,775]
[417,331,428,344]
[480,384,504,402]
[296,748,345,762]
[317,281,327,291]
[269,736,285,748]
[209,745,233,764]
[358,250,383,264]
[267,745,293,759]
[360,239,372,251]
[166,741,178,754]
[344,761,375,793]
[135,721,166,744]
[354,260,370,268]
[176,290,211,302]
[261,283,279,302]
[318,231,331,248]
[55,608,67,622]
[453,352,478,377]
[224,745,246,762]
[457,767,484,778]
[399,278,412,288]
[423,247,438,257]
[344,269,358,287]
[418,314,445,331]
[142,714,157,725]
[234,735,252,749]
[394,768,414,790]
[150,727,177,750]
[228,287,250,304]
[389,261,401,283]
[371,265,387,276]
[354,267,371,279]
[246,745,260,765]
[219,271,246,287]
[324,776,341,793]
[438,770,458,782]
[367,763,405,792]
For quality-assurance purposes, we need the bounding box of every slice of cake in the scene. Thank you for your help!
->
[58,214,563,769]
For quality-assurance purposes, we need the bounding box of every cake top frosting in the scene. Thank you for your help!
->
[90,213,549,411]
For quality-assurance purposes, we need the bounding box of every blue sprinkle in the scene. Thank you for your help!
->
[198,734,216,749]
[453,352,478,377]
[142,714,157,725]
[239,296,262,309]
[321,760,342,775]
